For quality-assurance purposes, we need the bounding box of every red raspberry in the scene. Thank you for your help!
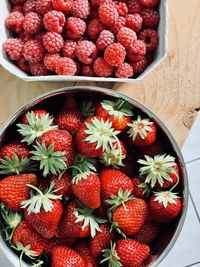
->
[115,62,133,78]
[71,0,90,19]
[129,54,144,62]
[96,30,114,51]
[35,32,45,41]
[131,57,147,74]
[62,40,77,58]
[140,0,160,8]
[43,10,66,34]
[127,0,143,14]
[11,4,24,13]
[75,40,97,64]
[36,0,53,15]
[52,0,73,12]
[55,57,77,75]
[81,64,95,76]
[104,43,126,66]
[113,2,128,16]
[30,62,49,76]
[139,29,159,51]
[19,31,32,42]
[43,32,64,53]
[93,57,113,77]
[99,4,119,27]
[117,27,137,49]
[126,14,143,32]
[3,38,23,61]
[5,11,24,33]
[141,8,160,28]
[23,12,43,34]
[128,40,146,59]
[110,16,126,34]
[23,0,37,14]
[66,17,86,40]
[23,39,45,62]
[44,53,61,71]
[17,56,30,73]
[88,9,99,20]
[87,19,104,40]
[91,0,112,8]
[11,0,26,4]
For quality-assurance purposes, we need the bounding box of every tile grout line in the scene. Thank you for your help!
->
[189,192,200,223]
[185,261,200,267]
[185,157,200,165]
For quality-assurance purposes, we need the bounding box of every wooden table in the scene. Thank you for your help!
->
[1,0,200,148]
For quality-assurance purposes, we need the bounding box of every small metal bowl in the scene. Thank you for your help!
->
[0,86,188,267]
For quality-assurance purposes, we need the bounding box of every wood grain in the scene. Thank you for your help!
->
[0,0,200,147]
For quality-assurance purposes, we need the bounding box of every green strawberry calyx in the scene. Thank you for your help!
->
[154,191,180,208]
[127,116,153,141]
[138,182,152,198]
[72,153,97,176]
[80,101,95,118]
[138,154,177,188]
[31,142,67,177]
[100,143,125,168]
[17,111,58,145]
[101,99,134,119]
[101,242,122,267]
[21,182,62,214]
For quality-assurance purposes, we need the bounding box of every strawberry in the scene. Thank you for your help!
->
[95,99,133,131]
[0,141,30,159]
[102,239,150,267]
[22,182,63,238]
[127,116,157,147]
[100,169,134,203]
[71,171,101,209]
[138,154,179,189]
[75,116,120,157]
[44,236,75,254]
[137,140,166,159]
[149,191,182,223]
[51,171,72,196]
[12,221,47,256]
[51,246,87,267]
[74,240,98,267]
[134,221,160,244]
[132,177,151,199]
[0,173,37,210]
[21,109,49,124]
[31,129,75,176]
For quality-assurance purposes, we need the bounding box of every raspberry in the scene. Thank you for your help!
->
[128,40,146,59]
[140,0,160,8]
[11,0,26,4]
[44,53,61,71]
[129,53,144,62]
[71,0,90,19]
[93,57,113,77]
[131,57,147,74]
[81,64,95,76]
[115,62,133,78]
[43,32,64,53]
[43,10,66,34]
[23,39,45,62]
[139,29,159,51]
[104,43,126,67]
[55,57,77,75]
[87,19,104,40]
[75,40,97,64]
[125,14,143,32]
[52,0,73,12]
[99,4,119,27]
[5,11,24,33]
[127,0,143,14]
[117,27,137,49]
[141,8,160,28]
[19,31,32,42]
[96,30,114,51]
[3,38,23,61]
[91,0,112,8]
[62,40,77,58]
[30,62,49,76]
[23,12,43,34]
[110,16,126,34]
[11,4,24,13]
[35,32,45,41]
[66,17,86,40]
[23,0,37,14]
[17,56,30,73]
[36,0,53,15]
[113,2,128,16]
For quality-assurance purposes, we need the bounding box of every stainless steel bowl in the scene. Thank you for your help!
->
[0,86,189,267]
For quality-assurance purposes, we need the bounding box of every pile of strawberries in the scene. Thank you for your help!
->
[0,94,183,267]
[3,0,160,78]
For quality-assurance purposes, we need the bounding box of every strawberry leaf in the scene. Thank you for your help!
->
[101,242,122,267]
[127,116,153,141]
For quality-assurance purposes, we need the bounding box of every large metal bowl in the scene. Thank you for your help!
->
[0,86,188,267]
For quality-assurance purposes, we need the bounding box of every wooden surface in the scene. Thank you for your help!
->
[1,0,200,148]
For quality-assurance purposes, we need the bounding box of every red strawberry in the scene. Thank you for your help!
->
[95,99,133,131]
[100,169,134,203]
[51,171,72,196]
[74,240,98,267]
[44,236,75,254]
[51,246,87,267]
[12,221,47,256]
[75,116,120,158]
[127,116,157,147]
[71,172,101,209]
[134,221,160,244]
[149,191,182,223]
[132,177,151,199]
[137,140,166,159]
[0,173,37,210]
[0,141,30,159]
[21,109,49,124]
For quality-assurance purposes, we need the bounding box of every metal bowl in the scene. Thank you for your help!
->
[0,86,188,267]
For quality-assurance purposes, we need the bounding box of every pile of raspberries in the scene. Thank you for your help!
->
[3,0,160,78]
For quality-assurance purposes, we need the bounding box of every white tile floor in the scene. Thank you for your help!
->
[1,113,200,267]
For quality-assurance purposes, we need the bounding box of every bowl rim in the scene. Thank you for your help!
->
[0,86,189,267]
